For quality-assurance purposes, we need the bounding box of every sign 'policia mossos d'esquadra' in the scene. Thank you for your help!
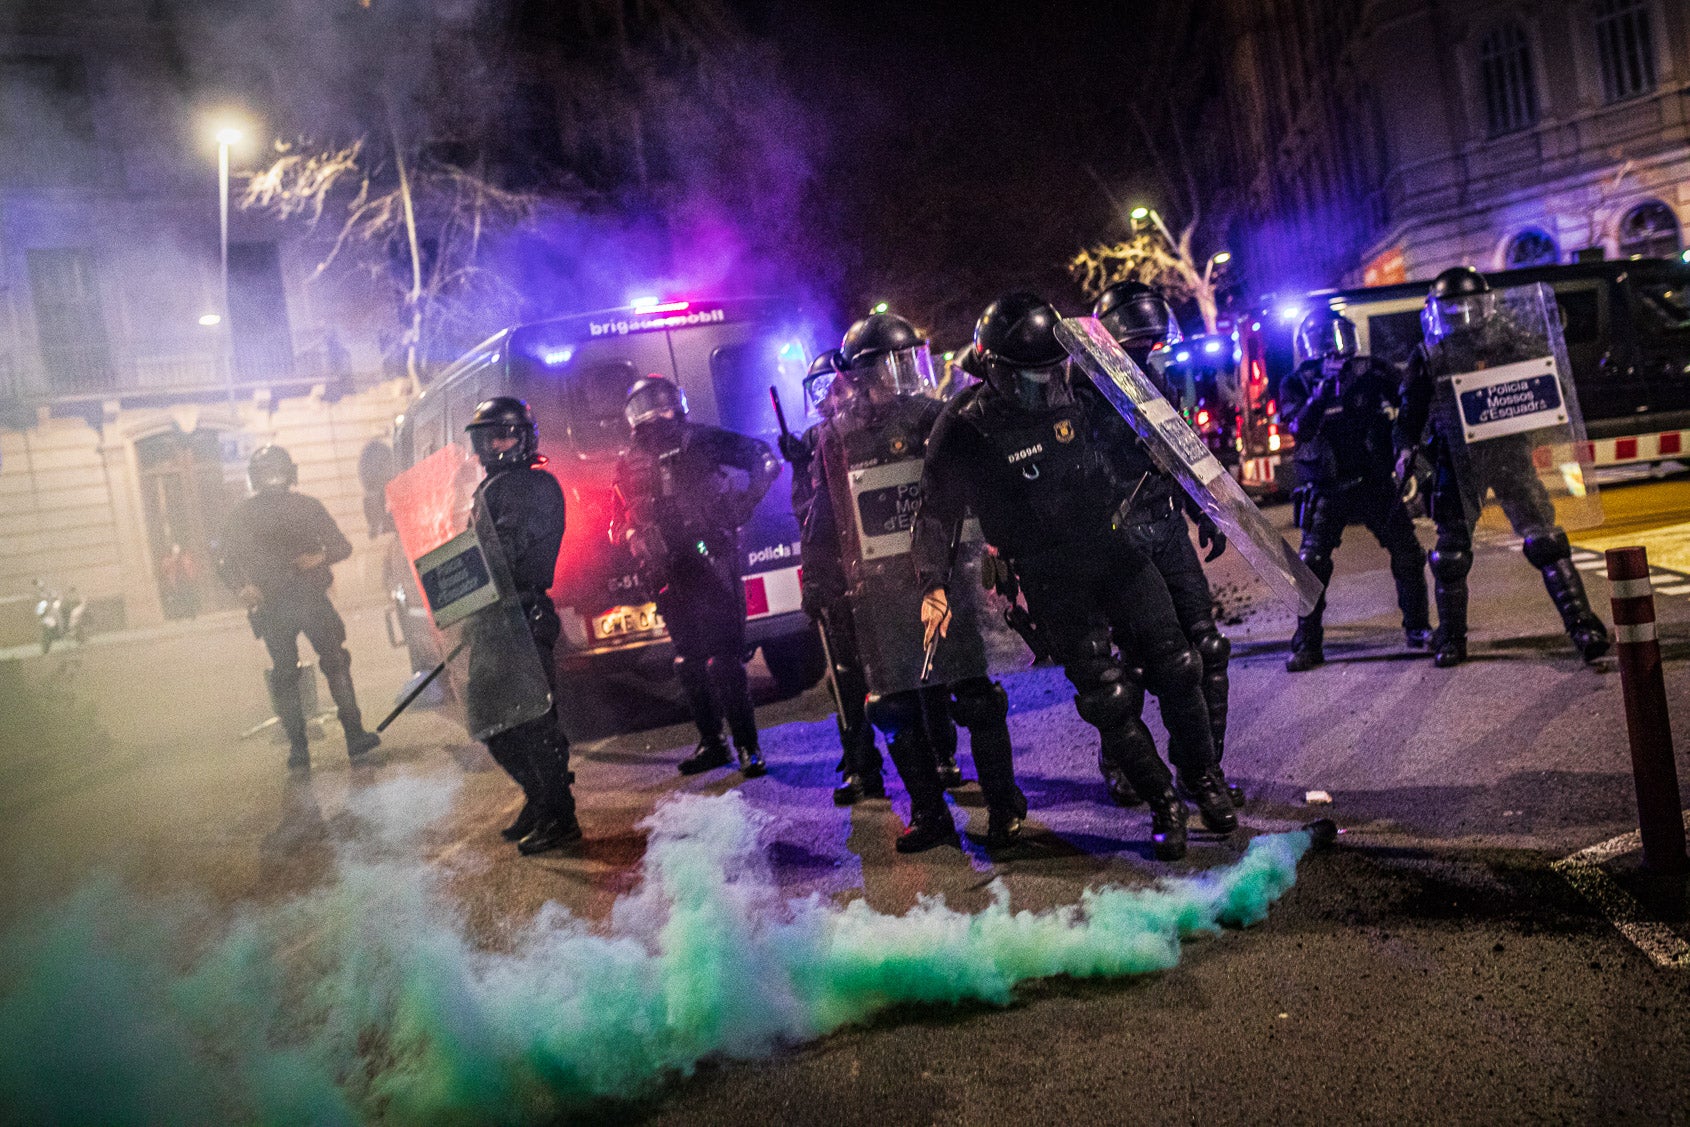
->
[1450,356,1569,444]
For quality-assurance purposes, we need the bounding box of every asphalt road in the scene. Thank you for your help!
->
[3,482,1689,1124]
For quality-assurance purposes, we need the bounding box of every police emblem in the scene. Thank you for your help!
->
[1053,418,1075,443]
[890,435,908,455]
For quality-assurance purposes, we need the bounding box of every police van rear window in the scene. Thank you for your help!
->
[566,361,638,458]
[709,343,779,437]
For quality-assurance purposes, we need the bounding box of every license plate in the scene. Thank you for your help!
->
[587,602,664,641]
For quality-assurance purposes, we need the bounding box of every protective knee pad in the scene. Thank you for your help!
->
[1522,529,1572,568]
[865,692,925,738]
[948,679,1008,728]
[1063,629,1120,692]
[1144,643,1203,697]
[1074,679,1141,730]
[1193,629,1230,673]
[1428,545,1473,583]
[317,648,351,678]
[1297,546,1334,585]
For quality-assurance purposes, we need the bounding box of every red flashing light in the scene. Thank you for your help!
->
[1266,399,1277,416]
[1196,409,1211,427]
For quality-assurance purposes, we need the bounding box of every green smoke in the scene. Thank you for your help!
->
[0,785,1310,1124]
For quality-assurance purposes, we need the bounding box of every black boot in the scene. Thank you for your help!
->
[267,667,311,769]
[1143,787,1189,862]
[320,650,379,760]
[1285,618,1324,672]
[500,800,538,842]
[1540,558,1612,663]
[1099,750,1142,806]
[886,729,957,853]
[1430,545,1469,667]
[985,786,1029,851]
[833,774,867,805]
[1404,627,1434,650]
[936,755,965,790]
[735,743,767,778]
[678,738,732,775]
[1177,766,1239,834]
[519,739,581,854]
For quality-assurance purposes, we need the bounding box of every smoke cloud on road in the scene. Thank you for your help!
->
[0,784,1311,1123]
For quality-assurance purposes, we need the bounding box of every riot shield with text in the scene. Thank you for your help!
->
[819,397,988,696]
[1429,282,1601,530]
[385,446,553,741]
[1057,316,1325,617]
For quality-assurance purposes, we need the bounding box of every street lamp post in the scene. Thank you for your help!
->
[215,125,241,406]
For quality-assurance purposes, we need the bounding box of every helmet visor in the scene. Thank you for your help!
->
[848,343,938,401]
[988,356,1073,411]
[1296,317,1359,363]
[1422,292,1496,343]
[803,370,838,418]
[468,422,527,464]
[625,382,687,429]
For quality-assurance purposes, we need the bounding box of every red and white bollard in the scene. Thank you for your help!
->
[1604,547,1688,875]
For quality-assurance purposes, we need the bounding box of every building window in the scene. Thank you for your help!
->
[28,248,112,392]
[1619,200,1682,259]
[1477,24,1538,137]
[1506,228,1560,267]
[1593,0,1656,103]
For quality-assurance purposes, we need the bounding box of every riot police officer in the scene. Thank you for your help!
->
[785,349,886,805]
[1281,307,1432,671]
[1396,267,1610,667]
[613,376,780,776]
[805,312,1024,851]
[463,397,580,854]
[914,293,1237,861]
[1090,282,1240,808]
[219,444,380,769]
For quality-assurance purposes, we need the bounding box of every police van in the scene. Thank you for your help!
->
[1234,258,1690,493]
[386,297,826,700]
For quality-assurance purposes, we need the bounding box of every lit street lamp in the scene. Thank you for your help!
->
[213,123,242,405]
[1204,249,1233,285]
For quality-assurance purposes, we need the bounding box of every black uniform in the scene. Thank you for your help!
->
[1082,381,1234,790]
[1398,319,1607,664]
[786,422,884,801]
[614,419,779,767]
[912,380,1233,849]
[805,393,1021,847]
[471,462,575,841]
[1281,355,1430,664]
[220,489,377,765]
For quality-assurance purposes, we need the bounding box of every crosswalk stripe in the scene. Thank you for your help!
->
[1657,583,1690,597]
[1575,559,1606,571]
[1570,551,1600,561]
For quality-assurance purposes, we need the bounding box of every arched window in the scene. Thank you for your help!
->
[1477,23,1538,137]
[1619,200,1682,259]
[1593,0,1656,103]
[1506,228,1560,267]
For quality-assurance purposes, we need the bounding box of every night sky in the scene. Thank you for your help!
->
[742,0,1197,343]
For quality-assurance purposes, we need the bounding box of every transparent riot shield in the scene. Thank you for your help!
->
[385,446,553,741]
[1057,316,1325,617]
[819,398,988,696]
[1428,282,1601,531]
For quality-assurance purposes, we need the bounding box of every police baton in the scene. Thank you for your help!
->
[376,640,465,733]
[770,385,791,442]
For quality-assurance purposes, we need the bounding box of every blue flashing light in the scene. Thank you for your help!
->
[779,339,803,359]
[1174,349,1192,363]
[1278,305,1305,324]
[1682,249,1690,263]
[629,294,659,309]
[1250,321,1262,332]
[537,344,575,366]
[1203,339,1223,355]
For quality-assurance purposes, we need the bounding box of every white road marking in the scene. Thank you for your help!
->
[1571,551,1600,562]
[1575,559,1607,572]
[1656,583,1690,597]
[1550,813,1690,970]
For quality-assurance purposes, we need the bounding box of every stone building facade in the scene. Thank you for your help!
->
[1220,0,1690,294]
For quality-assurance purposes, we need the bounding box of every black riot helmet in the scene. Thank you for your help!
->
[465,396,539,469]
[946,343,983,395]
[974,292,1072,410]
[1094,281,1183,355]
[247,444,297,494]
[624,375,688,432]
[838,312,937,403]
[802,348,844,418]
[1296,307,1360,363]
[1422,266,1495,343]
